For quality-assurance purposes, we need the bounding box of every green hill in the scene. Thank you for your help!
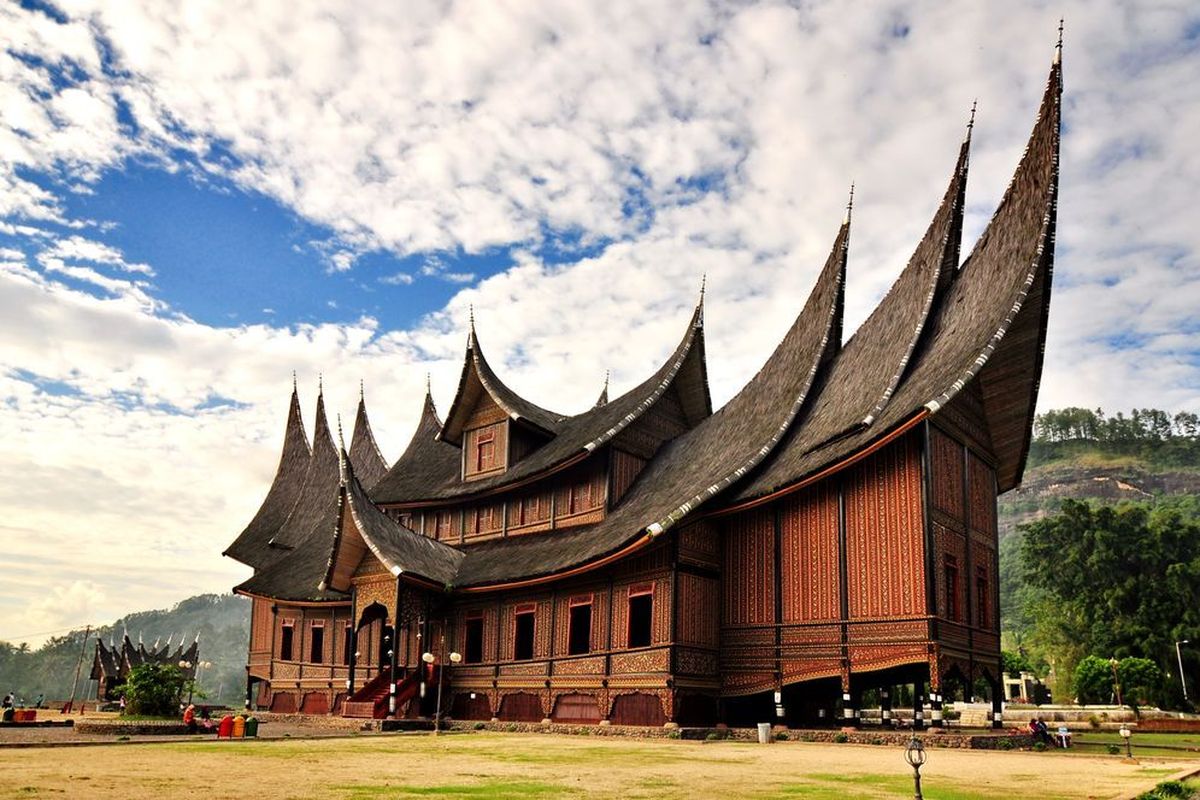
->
[0,593,249,706]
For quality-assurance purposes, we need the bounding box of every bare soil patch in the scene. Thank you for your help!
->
[0,732,1192,799]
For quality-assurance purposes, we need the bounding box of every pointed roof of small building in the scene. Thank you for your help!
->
[222,382,311,568]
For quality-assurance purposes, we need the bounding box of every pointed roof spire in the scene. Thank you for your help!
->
[966,100,977,141]
[337,413,346,450]
[1055,19,1064,65]
[595,370,610,407]
[349,385,388,489]
[317,372,323,395]
[843,183,855,225]
[359,378,364,402]
[292,370,298,393]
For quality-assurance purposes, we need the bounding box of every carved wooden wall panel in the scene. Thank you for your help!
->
[844,433,925,619]
[677,520,720,569]
[676,573,719,647]
[930,427,964,521]
[611,449,648,505]
[967,453,997,537]
[779,482,840,623]
[721,508,775,626]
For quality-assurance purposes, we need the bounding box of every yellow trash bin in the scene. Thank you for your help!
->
[232,715,246,738]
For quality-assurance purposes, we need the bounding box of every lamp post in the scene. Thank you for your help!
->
[1176,640,1190,702]
[904,736,926,800]
[1109,658,1124,708]
[1119,723,1135,762]
[423,650,462,735]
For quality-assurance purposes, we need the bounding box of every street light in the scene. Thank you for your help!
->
[1176,641,1190,702]
[904,736,926,800]
[423,650,462,735]
[1119,724,1135,762]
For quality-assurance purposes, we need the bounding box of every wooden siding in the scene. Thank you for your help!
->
[844,434,925,619]
[721,508,775,626]
[610,449,648,505]
[779,483,840,623]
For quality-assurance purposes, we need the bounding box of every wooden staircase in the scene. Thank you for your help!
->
[342,668,427,719]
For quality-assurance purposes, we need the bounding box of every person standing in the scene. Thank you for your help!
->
[2,691,13,709]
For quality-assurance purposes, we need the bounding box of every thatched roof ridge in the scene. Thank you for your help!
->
[222,384,310,568]
[348,387,389,491]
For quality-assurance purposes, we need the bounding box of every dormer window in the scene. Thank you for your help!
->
[476,428,496,472]
[464,422,507,480]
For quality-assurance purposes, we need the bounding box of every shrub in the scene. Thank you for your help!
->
[122,663,187,717]
[833,733,849,743]
[1033,741,1047,752]
[473,722,486,730]
[705,732,722,742]
[870,737,884,746]
[504,723,519,732]
[1107,744,1121,755]
[667,731,680,740]
[775,731,789,741]
[997,739,1014,750]
[1136,780,1192,800]
[1088,715,1102,729]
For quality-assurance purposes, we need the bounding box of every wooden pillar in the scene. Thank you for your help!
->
[244,671,253,710]
[930,690,944,728]
[388,577,402,717]
[347,586,358,696]
[913,683,925,730]
[991,675,1004,729]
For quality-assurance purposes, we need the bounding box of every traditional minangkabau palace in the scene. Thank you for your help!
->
[223,52,1062,730]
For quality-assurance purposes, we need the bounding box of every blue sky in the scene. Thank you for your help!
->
[1,0,1198,643]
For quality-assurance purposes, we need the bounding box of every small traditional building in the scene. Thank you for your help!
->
[90,634,200,701]
[224,53,1063,728]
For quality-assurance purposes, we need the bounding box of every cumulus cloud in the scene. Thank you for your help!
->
[1,0,1198,642]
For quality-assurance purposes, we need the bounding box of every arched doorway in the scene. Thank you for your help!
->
[356,602,390,671]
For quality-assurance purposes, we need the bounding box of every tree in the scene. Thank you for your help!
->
[1074,656,1115,705]
[1118,657,1162,707]
[1017,500,1200,709]
[121,663,186,717]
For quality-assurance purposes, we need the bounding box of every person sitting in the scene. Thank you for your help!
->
[183,704,197,733]
[1027,717,1040,738]
[1035,718,1051,744]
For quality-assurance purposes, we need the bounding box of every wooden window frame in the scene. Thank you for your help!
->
[464,612,485,664]
[280,623,295,662]
[309,622,325,664]
[513,605,536,661]
[567,595,593,656]
[627,584,654,649]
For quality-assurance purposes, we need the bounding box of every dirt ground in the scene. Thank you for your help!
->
[0,732,1195,800]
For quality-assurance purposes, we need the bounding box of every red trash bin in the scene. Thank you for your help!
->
[217,714,234,739]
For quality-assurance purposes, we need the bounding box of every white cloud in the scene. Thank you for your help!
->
[1,0,1198,642]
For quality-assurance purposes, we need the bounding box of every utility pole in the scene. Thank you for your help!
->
[1177,640,1190,702]
[66,625,91,714]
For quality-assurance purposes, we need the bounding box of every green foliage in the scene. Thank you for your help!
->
[1119,657,1164,706]
[1107,743,1121,755]
[1075,656,1117,705]
[832,733,848,743]
[1032,740,1047,751]
[1002,649,1033,678]
[122,663,186,717]
[1137,780,1193,800]
[1015,499,1200,708]
[1030,407,1200,469]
